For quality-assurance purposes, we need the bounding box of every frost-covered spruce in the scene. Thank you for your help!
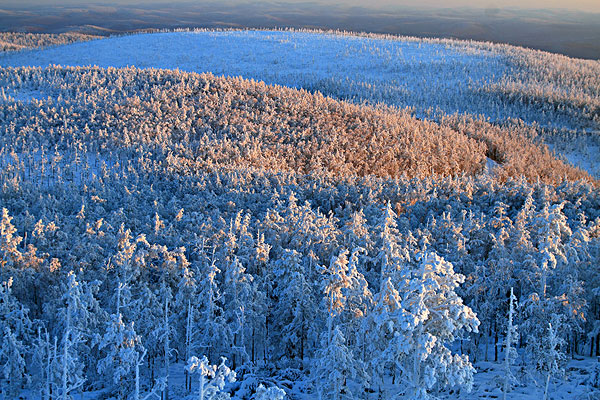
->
[223,256,253,369]
[537,318,567,400]
[366,251,479,399]
[312,325,359,400]
[0,208,22,269]
[271,249,317,362]
[174,255,198,392]
[0,277,31,397]
[196,253,230,364]
[252,383,286,400]
[362,276,403,393]
[503,287,519,400]
[322,249,353,344]
[186,355,236,400]
[55,271,96,400]
[97,313,144,398]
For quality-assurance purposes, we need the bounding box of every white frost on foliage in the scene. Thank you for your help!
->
[252,383,286,400]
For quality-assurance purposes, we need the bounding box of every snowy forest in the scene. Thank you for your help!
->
[0,30,600,399]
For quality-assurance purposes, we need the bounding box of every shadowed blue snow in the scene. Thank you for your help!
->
[0,30,517,120]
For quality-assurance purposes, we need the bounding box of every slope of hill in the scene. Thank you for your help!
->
[0,65,590,184]
[2,29,597,177]
[1,30,599,400]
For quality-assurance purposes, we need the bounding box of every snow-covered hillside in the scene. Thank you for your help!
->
[0,31,503,120]
[2,29,598,176]
[0,30,595,129]
[1,30,600,400]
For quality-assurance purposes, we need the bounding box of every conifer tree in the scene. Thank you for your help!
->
[271,249,316,362]
[0,208,22,270]
[56,271,90,400]
[197,252,229,363]
[223,256,253,369]
[0,277,31,397]
[503,287,519,400]
[532,318,567,400]
[312,326,357,400]
[389,252,479,399]
[252,383,286,400]
[98,313,145,398]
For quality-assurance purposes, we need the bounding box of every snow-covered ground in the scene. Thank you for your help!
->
[38,357,594,400]
[162,357,600,400]
[547,133,600,178]
[451,358,600,400]
[0,87,47,103]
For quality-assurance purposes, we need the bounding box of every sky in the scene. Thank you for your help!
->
[298,0,600,12]
[3,0,600,12]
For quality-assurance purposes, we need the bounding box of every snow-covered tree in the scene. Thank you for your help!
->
[129,282,162,384]
[223,256,253,369]
[532,202,571,298]
[530,317,567,400]
[341,248,372,350]
[312,325,359,400]
[157,282,174,400]
[196,252,229,363]
[98,313,145,398]
[381,252,479,399]
[322,250,353,344]
[174,256,198,392]
[503,287,519,400]
[252,383,286,400]
[271,249,316,362]
[186,356,236,400]
[55,271,93,400]
[0,278,31,397]
[30,326,49,400]
[375,202,402,286]
[362,276,404,393]
[110,225,147,315]
[0,208,22,270]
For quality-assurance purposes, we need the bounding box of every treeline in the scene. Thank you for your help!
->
[0,32,101,52]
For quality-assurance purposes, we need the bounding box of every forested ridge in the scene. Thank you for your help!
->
[0,33,101,52]
[0,39,599,399]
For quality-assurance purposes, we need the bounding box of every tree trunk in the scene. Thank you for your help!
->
[199,373,205,400]
[494,330,499,362]
[163,296,170,400]
[135,359,140,400]
[251,327,255,365]
[300,318,305,364]
[485,330,489,362]
[543,372,550,400]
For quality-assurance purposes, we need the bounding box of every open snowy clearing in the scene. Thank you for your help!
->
[0,30,505,122]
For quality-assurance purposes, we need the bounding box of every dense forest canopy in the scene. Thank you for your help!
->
[0,30,599,399]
